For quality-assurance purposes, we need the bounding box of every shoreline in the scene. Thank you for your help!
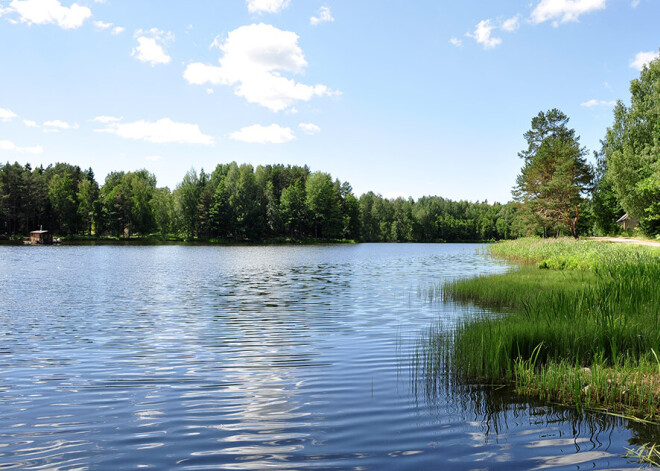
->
[0,238,499,246]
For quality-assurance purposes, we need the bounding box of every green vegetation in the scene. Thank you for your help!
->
[602,53,660,235]
[439,238,660,420]
[0,161,520,242]
[513,53,660,239]
[626,443,660,467]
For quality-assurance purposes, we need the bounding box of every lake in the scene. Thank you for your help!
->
[0,243,654,469]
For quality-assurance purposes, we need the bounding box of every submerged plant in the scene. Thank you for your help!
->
[626,443,660,467]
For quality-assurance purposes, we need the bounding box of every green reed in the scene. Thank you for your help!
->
[436,238,660,420]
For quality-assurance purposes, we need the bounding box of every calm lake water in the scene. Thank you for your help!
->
[0,243,655,470]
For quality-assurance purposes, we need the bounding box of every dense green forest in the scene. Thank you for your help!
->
[0,161,520,242]
[2,55,659,243]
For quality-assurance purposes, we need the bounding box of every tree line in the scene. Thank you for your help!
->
[0,161,521,242]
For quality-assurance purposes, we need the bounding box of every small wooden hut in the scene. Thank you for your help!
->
[29,229,53,245]
[616,213,639,231]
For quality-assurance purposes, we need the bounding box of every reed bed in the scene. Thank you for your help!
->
[438,238,660,421]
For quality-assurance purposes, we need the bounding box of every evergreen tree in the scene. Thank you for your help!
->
[513,109,593,238]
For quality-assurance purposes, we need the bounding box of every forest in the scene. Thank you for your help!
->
[0,161,519,242]
[1,55,659,243]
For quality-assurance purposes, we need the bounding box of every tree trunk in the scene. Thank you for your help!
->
[571,204,580,239]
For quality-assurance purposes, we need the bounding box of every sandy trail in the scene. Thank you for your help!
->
[588,236,660,247]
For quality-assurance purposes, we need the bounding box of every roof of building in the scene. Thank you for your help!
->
[616,214,629,223]
[30,230,49,234]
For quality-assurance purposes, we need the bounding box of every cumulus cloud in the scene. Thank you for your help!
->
[111,26,124,35]
[630,50,660,70]
[298,122,320,135]
[9,0,91,29]
[184,23,337,112]
[468,19,502,49]
[230,124,295,144]
[531,0,606,25]
[246,0,290,14]
[449,37,463,47]
[97,118,214,145]
[23,119,39,127]
[132,28,174,66]
[0,108,18,121]
[0,139,43,154]
[43,119,78,130]
[310,6,334,26]
[580,99,616,107]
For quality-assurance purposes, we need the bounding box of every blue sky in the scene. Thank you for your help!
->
[0,0,658,203]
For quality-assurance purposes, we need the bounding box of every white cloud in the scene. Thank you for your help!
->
[630,50,660,70]
[449,37,463,47]
[631,0,640,6]
[184,23,337,112]
[93,19,111,30]
[132,28,173,66]
[580,99,616,107]
[111,26,124,35]
[299,122,320,135]
[466,15,520,49]
[9,0,91,29]
[23,119,39,127]
[91,115,123,123]
[0,139,43,154]
[145,155,162,161]
[43,119,78,129]
[184,63,225,85]
[0,108,18,121]
[531,0,606,25]
[468,19,502,49]
[98,118,214,145]
[230,124,295,144]
[501,14,521,32]
[246,0,290,14]
[310,6,334,26]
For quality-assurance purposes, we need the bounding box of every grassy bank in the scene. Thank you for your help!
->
[442,238,660,421]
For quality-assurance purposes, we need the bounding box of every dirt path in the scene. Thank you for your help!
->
[588,236,660,247]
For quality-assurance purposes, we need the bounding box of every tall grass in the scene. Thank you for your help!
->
[438,238,660,420]
[490,236,660,269]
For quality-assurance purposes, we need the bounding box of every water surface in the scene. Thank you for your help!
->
[0,244,653,469]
